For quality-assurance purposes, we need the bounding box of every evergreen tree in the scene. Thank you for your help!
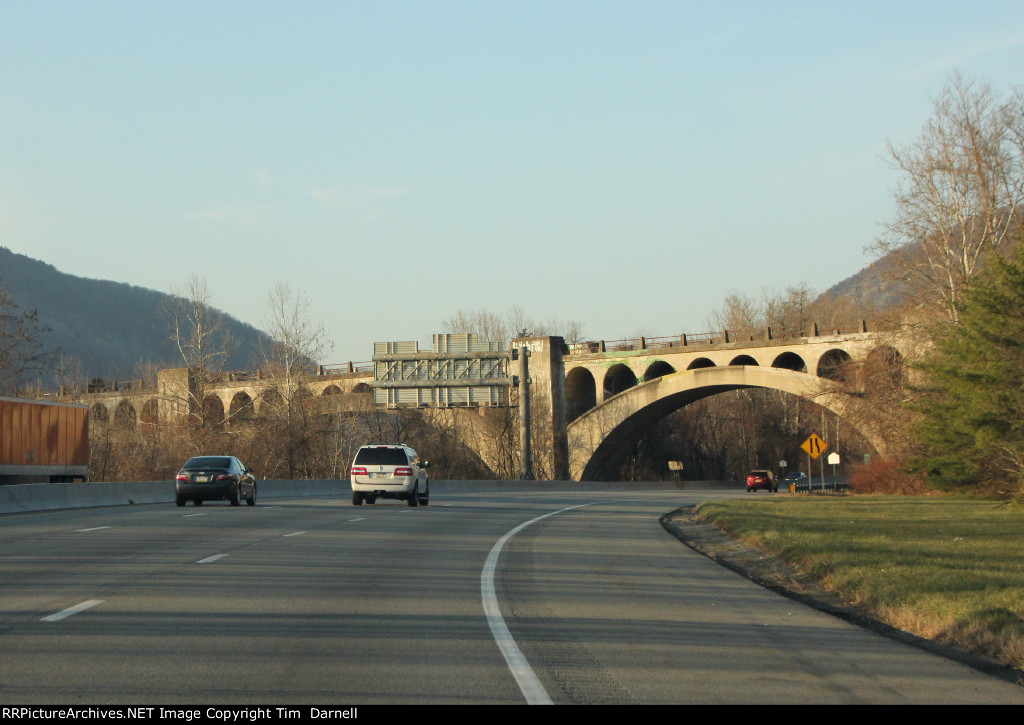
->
[911,238,1024,494]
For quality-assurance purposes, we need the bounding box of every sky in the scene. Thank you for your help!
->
[2,1,1024,366]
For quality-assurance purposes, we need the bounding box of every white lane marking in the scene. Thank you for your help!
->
[347,518,367,522]
[196,553,229,564]
[41,600,104,622]
[75,526,111,532]
[184,513,206,518]
[482,499,638,705]
[283,531,306,537]
[482,502,604,705]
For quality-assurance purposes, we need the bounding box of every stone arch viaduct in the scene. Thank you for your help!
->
[72,323,901,481]
[81,367,376,429]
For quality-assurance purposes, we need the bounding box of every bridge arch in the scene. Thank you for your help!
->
[90,403,110,424]
[202,394,225,427]
[865,344,905,391]
[566,366,597,421]
[644,360,675,381]
[604,364,638,397]
[568,366,876,481]
[230,391,255,421]
[772,351,807,373]
[687,357,715,370]
[729,354,758,366]
[817,348,854,382]
[114,400,136,429]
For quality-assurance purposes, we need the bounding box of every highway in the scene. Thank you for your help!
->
[1,486,1022,705]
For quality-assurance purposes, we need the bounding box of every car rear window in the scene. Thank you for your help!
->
[183,457,232,470]
[354,448,409,466]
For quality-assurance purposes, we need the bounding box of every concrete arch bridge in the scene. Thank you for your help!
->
[555,328,900,480]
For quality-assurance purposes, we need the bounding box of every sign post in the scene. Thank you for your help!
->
[801,433,828,492]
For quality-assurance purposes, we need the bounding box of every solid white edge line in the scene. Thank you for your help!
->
[41,599,104,622]
[196,553,229,564]
[482,502,606,705]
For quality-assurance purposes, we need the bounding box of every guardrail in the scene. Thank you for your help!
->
[788,477,848,494]
[567,320,871,356]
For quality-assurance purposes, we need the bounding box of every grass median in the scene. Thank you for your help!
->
[695,495,1024,672]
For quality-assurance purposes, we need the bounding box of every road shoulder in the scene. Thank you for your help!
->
[660,504,1024,687]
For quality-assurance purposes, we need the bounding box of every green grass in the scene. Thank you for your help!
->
[696,495,1024,671]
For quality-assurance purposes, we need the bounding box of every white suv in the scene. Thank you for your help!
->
[350,444,430,507]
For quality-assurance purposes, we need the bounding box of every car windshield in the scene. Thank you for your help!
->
[183,457,232,470]
[354,448,408,466]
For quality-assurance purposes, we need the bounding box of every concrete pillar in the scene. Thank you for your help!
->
[510,336,570,481]
[157,368,192,425]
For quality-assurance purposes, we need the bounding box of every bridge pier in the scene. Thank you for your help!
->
[512,336,570,481]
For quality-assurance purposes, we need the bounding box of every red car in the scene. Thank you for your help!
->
[746,470,776,493]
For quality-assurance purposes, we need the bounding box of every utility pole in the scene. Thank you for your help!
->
[517,346,534,480]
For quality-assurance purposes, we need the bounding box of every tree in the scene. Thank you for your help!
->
[259,282,334,478]
[873,73,1024,323]
[163,275,235,426]
[439,306,585,347]
[909,237,1024,495]
[0,280,53,393]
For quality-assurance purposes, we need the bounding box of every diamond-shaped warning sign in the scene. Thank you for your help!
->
[801,433,828,459]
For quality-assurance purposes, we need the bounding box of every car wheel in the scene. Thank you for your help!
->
[352,491,363,506]
[366,496,376,504]
[407,485,419,507]
[176,496,185,507]
[420,482,429,506]
[246,484,257,506]
[230,487,240,506]
[194,499,203,506]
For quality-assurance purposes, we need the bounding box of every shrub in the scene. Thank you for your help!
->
[848,458,931,495]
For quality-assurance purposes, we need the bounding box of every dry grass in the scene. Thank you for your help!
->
[696,495,1024,672]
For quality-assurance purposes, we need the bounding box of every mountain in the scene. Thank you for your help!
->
[0,247,272,385]
[815,255,907,314]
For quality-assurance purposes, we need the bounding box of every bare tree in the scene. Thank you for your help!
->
[259,282,334,478]
[0,281,53,393]
[440,308,511,344]
[163,275,235,425]
[439,306,585,347]
[872,72,1024,323]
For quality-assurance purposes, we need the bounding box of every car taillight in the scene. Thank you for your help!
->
[176,473,189,482]
[394,467,412,476]
[746,476,754,483]
[351,466,367,476]
[215,474,232,482]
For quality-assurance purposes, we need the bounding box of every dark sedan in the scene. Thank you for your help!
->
[175,456,256,507]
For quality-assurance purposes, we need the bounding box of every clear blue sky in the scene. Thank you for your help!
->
[3,1,1024,365]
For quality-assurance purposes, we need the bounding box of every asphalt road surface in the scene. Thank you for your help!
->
[1,486,1022,705]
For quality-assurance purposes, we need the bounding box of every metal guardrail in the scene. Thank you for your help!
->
[788,477,848,494]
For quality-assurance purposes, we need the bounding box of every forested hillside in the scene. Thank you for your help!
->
[0,246,270,385]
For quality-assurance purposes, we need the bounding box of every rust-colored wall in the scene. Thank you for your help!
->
[0,398,88,467]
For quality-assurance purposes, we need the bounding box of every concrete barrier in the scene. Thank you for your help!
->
[0,478,740,515]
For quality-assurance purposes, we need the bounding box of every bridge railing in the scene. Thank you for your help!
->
[318,361,374,375]
[567,320,870,356]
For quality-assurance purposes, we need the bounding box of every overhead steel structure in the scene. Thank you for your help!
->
[372,334,513,408]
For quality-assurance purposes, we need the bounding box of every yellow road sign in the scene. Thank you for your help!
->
[801,433,828,459]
